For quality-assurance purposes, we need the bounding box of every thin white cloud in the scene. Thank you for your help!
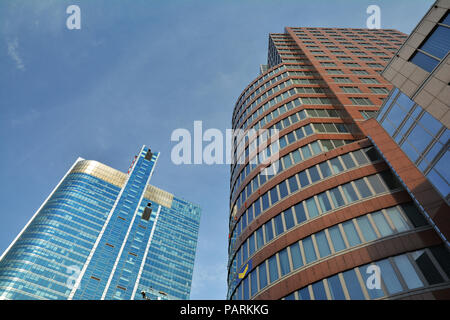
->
[7,38,25,71]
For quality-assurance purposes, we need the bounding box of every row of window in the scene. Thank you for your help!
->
[234,72,326,130]
[234,64,288,120]
[231,103,345,182]
[231,136,353,211]
[230,147,378,240]
[230,205,433,300]
[281,246,450,300]
[230,131,352,211]
[229,169,405,281]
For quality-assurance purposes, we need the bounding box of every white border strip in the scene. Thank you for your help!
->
[101,152,159,299]
[130,204,161,300]
[68,146,147,299]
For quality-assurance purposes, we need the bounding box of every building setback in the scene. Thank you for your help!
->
[228,22,450,300]
[0,146,201,300]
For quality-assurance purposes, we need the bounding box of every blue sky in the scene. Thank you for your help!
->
[0,0,434,299]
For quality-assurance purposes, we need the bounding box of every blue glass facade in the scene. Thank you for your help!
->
[0,146,201,300]
[377,89,449,202]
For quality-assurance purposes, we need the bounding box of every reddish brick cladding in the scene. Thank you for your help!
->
[253,228,442,300]
[284,27,405,137]
[360,118,450,244]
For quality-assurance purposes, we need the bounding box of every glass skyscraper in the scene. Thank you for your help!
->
[0,146,201,300]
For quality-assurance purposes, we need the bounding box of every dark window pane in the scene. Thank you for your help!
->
[274,214,284,236]
[250,269,258,297]
[308,166,321,183]
[366,175,387,194]
[294,202,307,224]
[268,255,279,283]
[319,161,333,178]
[401,203,428,227]
[262,192,270,211]
[312,281,328,300]
[288,176,299,193]
[329,187,345,207]
[365,147,382,162]
[317,192,332,213]
[343,269,365,300]
[279,181,288,198]
[256,227,264,249]
[354,178,372,198]
[379,171,402,190]
[327,275,346,300]
[298,287,311,300]
[352,150,369,165]
[298,171,310,187]
[265,221,274,242]
[429,245,450,279]
[342,183,359,203]
[413,250,444,285]
[283,208,295,230]
[410,51,439,72]
[279,248,291,276]
[270,187,279,205]
[419,25,450,59]
[341,153,356,169]
[259,263,268,289]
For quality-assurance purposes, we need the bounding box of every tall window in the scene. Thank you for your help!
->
[410,11,450,72]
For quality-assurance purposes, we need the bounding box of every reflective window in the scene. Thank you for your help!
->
[298,287,311,300]
[356,216,378,241]
[303,236,317,264]
[342,269,365,300]
[371,211,394,237]
[327,275,346,300]
[306,198,320,218]
[283,208,295,230]
[342,220,362,246]
[319,161,333,178]
[330,158,344,173]
[354,179,372,198]
[329,187,345,207]
[309,166,321,183]
[298,171,310,188]
[256,227,264,249]
[250,269,258,297]
[315,231,331,258]
[288,176,299,193]
[312,281,328,300]
[341,154,356,169]
[289,242,303,269]
[268,255,279,283]
[270,187,279,205]
[378,259,403,295]
[393,255,423,289]
[279,248,291,276]
[294,202,307,224]
[259,263,268,289]
[317,192,332,213]
[342,183,359,202]
[265,221,274,242]
[274,215,284,236]
[385,207,410,232]
[366,175,386,194]
[329,225,346,252]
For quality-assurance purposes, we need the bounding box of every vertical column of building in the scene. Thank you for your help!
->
[70,147,158,299]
